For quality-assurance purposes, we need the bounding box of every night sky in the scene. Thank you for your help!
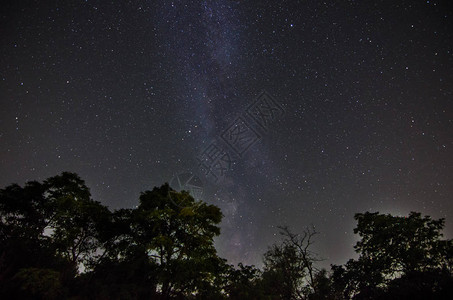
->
[1,0,452,268]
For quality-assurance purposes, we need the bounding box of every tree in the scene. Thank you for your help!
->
[224,263,264,300]
[13,268,63,300]
[0,172,112,298]
[0,180,58,298]
[132,184,223,297]
[89,183,226,299]
[332,211,453,299]
[3,173,453,299]
[260,225,322,300]
[308,269,338,300]
[44,172,111,271]
[1,173,230,299]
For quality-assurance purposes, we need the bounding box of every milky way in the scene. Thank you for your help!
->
[1,0,452,267]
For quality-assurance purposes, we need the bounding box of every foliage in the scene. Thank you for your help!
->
[0,173,227,299]
[332,211,453,299]
[1,173,453,299]
[224,263,264,299]
[13,268,63,299]
[259,226,323,299]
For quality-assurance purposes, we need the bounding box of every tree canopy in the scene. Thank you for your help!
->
[1,172,452,299]
[331,212,453,299]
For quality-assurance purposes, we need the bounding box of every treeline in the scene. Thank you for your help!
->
[1,172,452,299]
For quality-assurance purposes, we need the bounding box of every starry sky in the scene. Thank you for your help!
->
[1,0,452,268]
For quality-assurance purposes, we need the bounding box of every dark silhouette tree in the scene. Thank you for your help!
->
[332,211,453,299]
[307,268,340,300]
[1,173,227,299]
[4,173,453,299]
[0,180,59,298]
[88,183,225,299]
[0,172,110,298]
[224,263,265,299]
[44,172,111,271]
[260,225,322,300]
